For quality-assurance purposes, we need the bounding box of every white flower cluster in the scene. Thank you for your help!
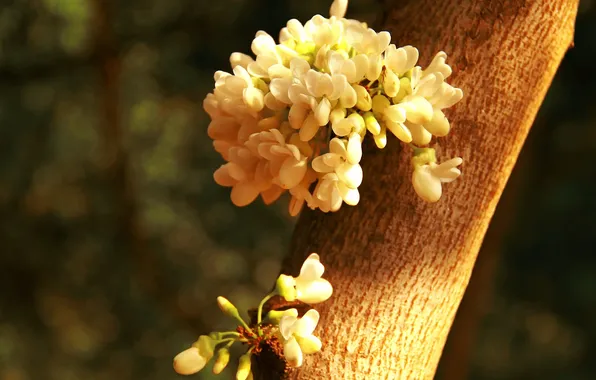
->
[206,0,464,215]
[173,254,333,376]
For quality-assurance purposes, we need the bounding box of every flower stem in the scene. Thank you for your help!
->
[219,331,241,338]
[237,317,253,334]
[256,292,276,335]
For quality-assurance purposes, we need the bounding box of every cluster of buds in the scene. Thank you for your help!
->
[206,0,464,215]
[173,254,333,377]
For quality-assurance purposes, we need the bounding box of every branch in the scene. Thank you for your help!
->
[271,0,577,379]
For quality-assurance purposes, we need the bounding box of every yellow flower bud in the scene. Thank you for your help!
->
[236,353,252,380]
[217,296,241,319]
[275,274,297,301]
[353,85,372,111]
[373,126,387,149]
[363,112,381,135]
[392,77,412,103]
[213,348,230,375]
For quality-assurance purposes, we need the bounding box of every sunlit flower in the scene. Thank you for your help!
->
[412,157,462,202]
[279,309,322,367]
[276,253,333,304]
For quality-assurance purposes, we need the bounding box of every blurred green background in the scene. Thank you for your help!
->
[0,0,594,379]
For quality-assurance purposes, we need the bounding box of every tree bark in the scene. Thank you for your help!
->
[277,0,578,379]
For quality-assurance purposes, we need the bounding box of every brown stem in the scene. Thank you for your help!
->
[91,0,204,333]
[263,0,578,379]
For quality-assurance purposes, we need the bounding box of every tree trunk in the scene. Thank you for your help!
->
[276,0,578,379]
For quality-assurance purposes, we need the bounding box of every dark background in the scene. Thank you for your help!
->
[0,0,594,379]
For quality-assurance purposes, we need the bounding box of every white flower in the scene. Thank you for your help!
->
[279,309,322,367]
[312,172,360,212]
[276,253,333,304]
[173,336,215,375]
[412,157,462,202]
[312,135,362,187]
[402,52,463,143]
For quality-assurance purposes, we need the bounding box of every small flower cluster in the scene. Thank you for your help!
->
[173,254,333,377]
[206,0,463,215]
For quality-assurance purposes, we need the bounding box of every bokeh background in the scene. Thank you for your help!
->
[0,0,594,379]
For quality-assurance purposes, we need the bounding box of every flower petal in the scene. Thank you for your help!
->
[213,166,237,187]
[423,109,450,136]
[299,113,320,142]
[296,278,333,304]
[386,120,412,143]
[295,335,322,355]
[329,138,347,156]
[279,315,298,340]
[314,97,332,126]
[293,309,320,337]
[261,185,284,205]
[279,158,307,189]
[230,183,260,206]
[338,181,360,205]
[299,253,325,280]
[336,162,363,189]
[283,337,303,368]
[412,165,442,202]
[311,156,335,173]
[346,133,362,164]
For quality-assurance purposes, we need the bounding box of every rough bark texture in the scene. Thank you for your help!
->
[275,0,578,379]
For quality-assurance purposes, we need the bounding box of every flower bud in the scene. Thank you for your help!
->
[373,126,387,149]
[217,296,241,319]
[276,274,297,301]
[174,335,215,375]
[353,85,372,111]
[212,348,230,375]
[236,353,252,380]
[392,77,412,102]
[383,69,400,98]
[363,112,381,135]
[266,308,298,325]
[173,347,207,375]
